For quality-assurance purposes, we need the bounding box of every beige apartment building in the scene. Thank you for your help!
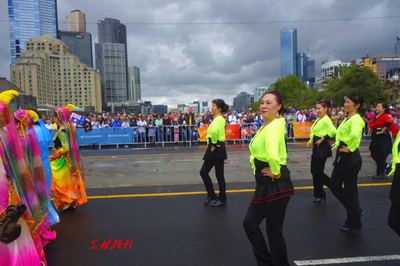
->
[9,33,102,112]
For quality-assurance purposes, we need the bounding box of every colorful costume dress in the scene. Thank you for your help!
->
[0,90,45,266]
[32,115,59,226]
[51,104,87,210]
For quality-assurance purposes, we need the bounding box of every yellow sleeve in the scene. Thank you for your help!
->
[347,117,364,152]
[327,118,337,138]
[265,124,282,175]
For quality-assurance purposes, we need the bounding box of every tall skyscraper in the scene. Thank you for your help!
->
[395,36,400,56]
[307,58,315,83]
[96,18,129,103]
[59,10,93,67]
[129,66,141,102]
[296,52,308,83]
[8,0,58,65]
[280,28,298,78]
[67,9,86,32]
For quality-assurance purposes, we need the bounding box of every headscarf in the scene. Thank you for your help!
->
[0,91,44,233]
[55,104,85,183]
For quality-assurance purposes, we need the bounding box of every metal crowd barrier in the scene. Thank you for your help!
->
[48,119,372,149]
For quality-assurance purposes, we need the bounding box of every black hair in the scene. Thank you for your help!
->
[263,90,284,115]
[317,99,331,114]
[377,101,389,114]
[212,99,229,113]
[346,92,365,115]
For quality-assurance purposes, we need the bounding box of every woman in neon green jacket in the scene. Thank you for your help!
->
[330,92,365,232]
[243,91,294,266]
[200,99,229,207]
[308,99,337,203]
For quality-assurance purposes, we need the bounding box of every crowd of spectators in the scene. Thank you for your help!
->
[40,103,400,143]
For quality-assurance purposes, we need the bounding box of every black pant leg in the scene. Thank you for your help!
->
[388,203,400,237]
[214,159,226,202]
[329,167,347,208]
[200,160,217,198]
[311,157,330,198]
[264,197,291,266]
[371,152,388,175]
[342,168,362,229]
[243,202,272,266]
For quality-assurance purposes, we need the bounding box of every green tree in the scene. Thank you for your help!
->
[325,63,356,81]
[286,88,319,109]
[320,66,388,107]
[251,101,260,111]
[273,74,309,106]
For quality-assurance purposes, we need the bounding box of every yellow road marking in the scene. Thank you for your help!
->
[86,183,392,199]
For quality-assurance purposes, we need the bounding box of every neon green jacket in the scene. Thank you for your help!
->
[308,115,337,146]
[207,116,226,145]
[249,118,287,176]
[332,114,365,152]
[390,134,400,175]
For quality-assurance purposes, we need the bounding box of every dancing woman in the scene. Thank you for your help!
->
[243,91,294,266]
[388,134,400,236]
[51,104,87,211]
[369,102,393,179]
[0,90,46,265]
[200,99,229,207]
[308,99,337,203]
[330,92,365,232]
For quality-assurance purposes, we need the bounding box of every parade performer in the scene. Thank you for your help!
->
[51,104,87,211]
[31,111,60,225]
[307,99,337,203]
[330,92,365,232]
[369,102,394,179]
[388,134,400,236]
[243,91,294,266]
[200,99,229,207]
[0,90,45,265]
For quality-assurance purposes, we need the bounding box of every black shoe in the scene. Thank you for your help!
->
[60,202,75,213]
[313,196,326,203]
[210,200,226,207]
[359,209,364,217]
[386,164,392,175]
[373,174,386,179]
[340,225,361,232]
[203,196,217,205]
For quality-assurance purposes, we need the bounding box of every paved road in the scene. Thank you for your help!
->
[42,141,399,265]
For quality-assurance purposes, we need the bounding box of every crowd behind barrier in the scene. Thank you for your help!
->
[41,104,400,148]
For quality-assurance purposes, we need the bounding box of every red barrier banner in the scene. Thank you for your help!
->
[198,126,208,141]
[292,122,314,138]
[197,124,240,141]
[225,124,240,140]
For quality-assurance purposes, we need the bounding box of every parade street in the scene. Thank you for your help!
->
[44,141,400,266]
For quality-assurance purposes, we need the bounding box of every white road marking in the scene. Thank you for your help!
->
[294,254,400,265]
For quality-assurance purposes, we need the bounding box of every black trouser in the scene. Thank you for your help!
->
[243,197,290,266]
[311,157,331,198]
[330,166,362,229]
[388,203,400,237]
[371,152,388,175]
[200,159,226,202]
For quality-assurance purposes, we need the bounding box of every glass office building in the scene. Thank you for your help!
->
[129,66,141,102]
[296,52,308,83]
[307,59,316,83]
[59,31,93,68]
[280,28,298,78]
[395,36,400,56]
[8,0,58,64]
[95,43,127,103]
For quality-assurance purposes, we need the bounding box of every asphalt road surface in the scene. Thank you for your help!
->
[43,141,400,266]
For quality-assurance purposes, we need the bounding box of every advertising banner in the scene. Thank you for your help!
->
[198,126,208,141]
[292,122,314,138]
[225,124,240,140]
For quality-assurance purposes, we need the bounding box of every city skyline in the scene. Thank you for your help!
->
[0,0,399,106]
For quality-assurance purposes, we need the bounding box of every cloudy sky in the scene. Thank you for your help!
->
[0,0,399,107]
